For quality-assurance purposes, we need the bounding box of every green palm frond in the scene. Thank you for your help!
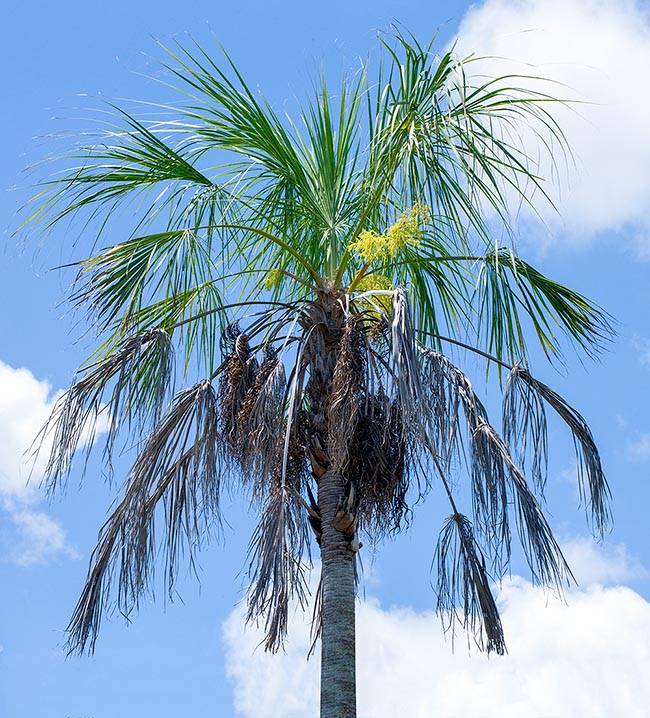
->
[27,108,218,238]
[72,229,219,327]
[475,249,613,364]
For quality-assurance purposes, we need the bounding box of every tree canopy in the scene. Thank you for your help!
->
[27,32,612,671]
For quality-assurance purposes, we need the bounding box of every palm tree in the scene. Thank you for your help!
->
[28,33,611,718]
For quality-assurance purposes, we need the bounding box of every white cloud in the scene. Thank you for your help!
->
[561,536,647,585]
[626,432,650,461]
[9,509,81,566]
[224,542,650,718]
[0,360,79,564]
[0,360,62,499]
[453,0,650,250]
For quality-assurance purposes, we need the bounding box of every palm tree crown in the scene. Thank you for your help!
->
[28,32,611,718]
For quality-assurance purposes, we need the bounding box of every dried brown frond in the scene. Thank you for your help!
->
[37,328,174,492]
[421,350,571,588]
[282,420,310,491]
[258,414,310,508]
[514,368,611,536]
[419,346,463,468]
[474,421,572,588]
[66,379,221,655]
[421,349,509,563]
[503,364,548,495]
[368,314,390,343]
[246,472,311,652]
[435,512,506,655]
[390,288,427,444]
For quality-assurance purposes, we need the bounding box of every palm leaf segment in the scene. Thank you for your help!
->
[32,32,612,656]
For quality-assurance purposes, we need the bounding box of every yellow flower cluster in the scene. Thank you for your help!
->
[355,273,393,293]
[264,269,282,291]
[350,202,430,264]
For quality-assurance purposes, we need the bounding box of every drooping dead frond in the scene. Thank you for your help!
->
[513,368,611,536]
[66,379,221,654]
[468,419,512,572]
[246,477,311,652]
[421,349,571,587]
[242,338,310,652]
[503,364,548,494]
[421,349,509,564]
[420,347,464,469]
[435,512,506,655]
[390,287,427,445]
[473,421,572,588]
[38,329,174,492]
[327,316,367,472]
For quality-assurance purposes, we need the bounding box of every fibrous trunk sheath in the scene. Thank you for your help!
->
[319,471,357,718]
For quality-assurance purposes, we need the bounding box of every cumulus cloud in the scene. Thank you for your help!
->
[0,359,79,564]
[224,541,650,718]
[453,0,650,251]
[561,536,647,584]
[0,360,62,499]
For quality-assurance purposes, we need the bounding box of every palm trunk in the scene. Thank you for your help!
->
[304,296,357,718]
[319,471,357,718]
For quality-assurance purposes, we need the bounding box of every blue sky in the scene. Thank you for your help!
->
[2,1,650,716]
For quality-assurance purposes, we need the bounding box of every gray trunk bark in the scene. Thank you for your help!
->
[319,471,357,718]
